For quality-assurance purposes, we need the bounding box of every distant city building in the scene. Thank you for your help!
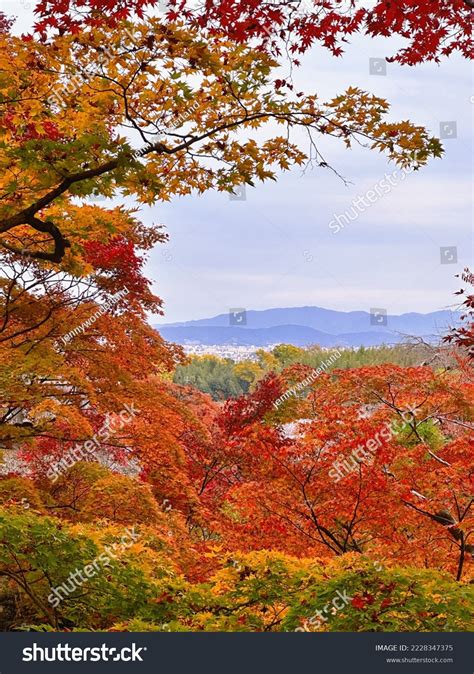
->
[182,343,279,362]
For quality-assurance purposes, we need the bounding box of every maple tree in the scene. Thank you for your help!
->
[1,505,472,631]
[0,0,472,635]
[0,16,443,270]
[444,268,474,359]
[32,1,473,66]
[198,364,473,580]
[0,3,445,502]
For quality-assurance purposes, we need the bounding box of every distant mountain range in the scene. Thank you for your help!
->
[155,306,458,348]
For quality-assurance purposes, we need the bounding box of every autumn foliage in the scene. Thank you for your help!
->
[0,0,472,633]
[33,0,473,66]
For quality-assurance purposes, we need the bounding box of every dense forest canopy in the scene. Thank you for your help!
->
[173,343,459,400]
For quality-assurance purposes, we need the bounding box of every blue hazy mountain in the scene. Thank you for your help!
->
[155,306,457,347]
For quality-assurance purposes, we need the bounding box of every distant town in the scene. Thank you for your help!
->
[182,343,278,361]
[182,342,337,361]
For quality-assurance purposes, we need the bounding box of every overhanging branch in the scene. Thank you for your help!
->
[1,216,71,263]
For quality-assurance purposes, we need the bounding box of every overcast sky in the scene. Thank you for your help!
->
[148,36,472,324]
[5,2,472,324]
